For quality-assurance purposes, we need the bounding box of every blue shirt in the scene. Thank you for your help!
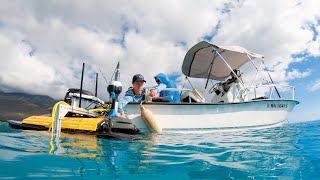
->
[118,87,145,113]
[154,73,180,103]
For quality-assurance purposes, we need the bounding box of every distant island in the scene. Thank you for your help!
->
[0,91,57,121]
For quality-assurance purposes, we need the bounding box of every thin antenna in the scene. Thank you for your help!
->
[114,62,120,81]
[110,64,118,81]
[79,63,85,107]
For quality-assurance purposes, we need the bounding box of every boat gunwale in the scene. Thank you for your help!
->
[128,99,299,106]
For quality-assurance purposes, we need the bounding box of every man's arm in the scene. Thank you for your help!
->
[118,96,133,117]
[149,84,167,97]
[154,84,167,92]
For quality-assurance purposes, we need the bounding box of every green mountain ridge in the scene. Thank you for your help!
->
[0,91,57,120]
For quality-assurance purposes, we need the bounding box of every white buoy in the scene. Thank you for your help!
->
[140,104,162,133]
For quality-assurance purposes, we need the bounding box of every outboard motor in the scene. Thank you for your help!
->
[101,62,140,134]
[107,62,122,117]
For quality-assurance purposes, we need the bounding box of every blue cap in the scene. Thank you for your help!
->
[132,74,146,83]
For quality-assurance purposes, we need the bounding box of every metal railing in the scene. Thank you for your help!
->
[240,84,295,100]
[146,84,296,103]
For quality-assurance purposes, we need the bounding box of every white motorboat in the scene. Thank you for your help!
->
[8,41,299,136]
[123,41,299,131]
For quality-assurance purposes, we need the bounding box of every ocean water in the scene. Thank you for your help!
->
[0,120,319,179]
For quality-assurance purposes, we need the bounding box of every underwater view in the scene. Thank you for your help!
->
[1,0,320,179]
[0,120,319,179]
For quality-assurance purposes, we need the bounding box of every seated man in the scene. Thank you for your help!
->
[221,69,245,103]
[118,74,146,118]
[211,69,243,103]
[150,73,180,103]
[222,69,240,92]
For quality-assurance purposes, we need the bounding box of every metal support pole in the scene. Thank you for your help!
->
[216,51,244,85]
[79,63,85,107]
[262,60,281,98]
[205,51,217,89]
[95,73,98,97]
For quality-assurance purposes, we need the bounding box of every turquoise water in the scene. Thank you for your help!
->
[0,120,319,179]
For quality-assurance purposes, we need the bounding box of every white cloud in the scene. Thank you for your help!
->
[287,68,311,80]
[0,0,229,99]
[212,0,319,83]
[0,0,319,100]
[309,79,320,92]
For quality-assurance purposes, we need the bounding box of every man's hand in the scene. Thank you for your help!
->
[119,112,126,118]
[149,89,157,97]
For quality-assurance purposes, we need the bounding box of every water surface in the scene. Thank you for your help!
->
[0,120,319,179]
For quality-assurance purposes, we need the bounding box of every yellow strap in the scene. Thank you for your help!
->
[49,101,69,131]
[49,101,69,154]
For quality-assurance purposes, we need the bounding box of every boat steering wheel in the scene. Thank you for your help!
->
[209,83,220,94]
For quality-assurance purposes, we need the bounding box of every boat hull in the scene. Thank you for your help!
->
[125,99,299,132]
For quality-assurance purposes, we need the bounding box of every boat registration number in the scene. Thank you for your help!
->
[267,103,288,108]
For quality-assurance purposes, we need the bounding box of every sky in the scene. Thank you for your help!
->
[0,0,319,122]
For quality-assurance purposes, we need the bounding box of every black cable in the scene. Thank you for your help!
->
[99,68,110,86]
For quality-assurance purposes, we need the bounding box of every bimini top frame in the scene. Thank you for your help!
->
[181,41,264,82]
[181,41,295,101]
